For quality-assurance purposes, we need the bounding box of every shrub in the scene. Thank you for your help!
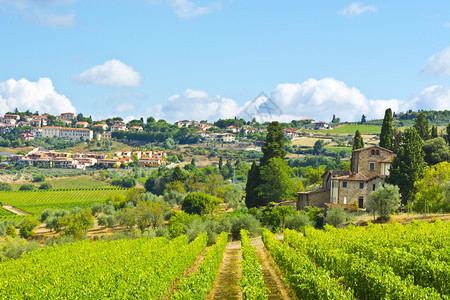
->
[325,207,346,227]
[19,184,36,191]
[285,212,312,231]
[0,236,39,262]
[121,177,136,188]
[181,192,214,216]
[230,214,261,240]
[32,174,46,182]
[19,217,40,238]
[98,215,117,228]
[163,190,184,205]
[0,182,12,191]
[39,183,52,190]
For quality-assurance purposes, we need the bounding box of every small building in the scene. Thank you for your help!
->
[19,133,34,140]
[60,112,75,120]
[314,121,331,130]
[297,146,395,210]
[75,121,89,128]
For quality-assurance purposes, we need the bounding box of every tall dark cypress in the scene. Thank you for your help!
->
[353,130,364,149]
[414,112,430,140]
[245,161,261,208]
[386,127,424,206]
[260,121,286,166]
[431,126,438,138]
[379,108,393,150]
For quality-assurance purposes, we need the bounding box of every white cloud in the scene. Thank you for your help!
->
[35,11,75,28]
[420,46,450,77]
[338,2,378,17]
[147,78,450,123]
[0,78,76,115]
[115,102,136,113]
[147,88,241,122]
[167,0,221,19]
[72,59,142,87]
[409,85,450,111]
[268,78,402,122]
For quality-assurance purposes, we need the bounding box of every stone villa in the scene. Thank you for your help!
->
[298,145,396,209]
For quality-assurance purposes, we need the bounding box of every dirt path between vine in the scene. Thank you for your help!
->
[2,205,29,215]
[206,241,242,300]
[251,236,294,300]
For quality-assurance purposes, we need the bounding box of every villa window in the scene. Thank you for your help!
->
[369,162,375,171]
[342,181,347,188]
[359,182,364,189]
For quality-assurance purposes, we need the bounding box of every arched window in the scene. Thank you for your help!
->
[371,149,375,155]
[376,150,380,155]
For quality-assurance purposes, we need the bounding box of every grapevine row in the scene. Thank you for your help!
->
[0,233,207,298]
[171,232,228,300]
[239,229,268,300]
[284,228,444,300]
[262,229,354,299]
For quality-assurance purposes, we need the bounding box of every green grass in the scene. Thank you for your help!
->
[315,124,381,134]
[0,188,128,218]
[325,146,352,157]
[47,176,112,189]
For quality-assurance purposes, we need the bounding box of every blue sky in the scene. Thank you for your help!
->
[0,0,449,123]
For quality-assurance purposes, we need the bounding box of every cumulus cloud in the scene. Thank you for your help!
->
[420,46,450,77]
[409,85,450,111]
[147,78,449,123]
[0,78,76,115]
[72,59,142,87]
[147,89,241,122]
[338,2,378,17]
[167,0,222,19]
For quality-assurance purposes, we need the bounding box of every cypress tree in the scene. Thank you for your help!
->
[447,123,450,145]
[353,130,364,149]
[393,127,402,153]
[386,127,424,206]
[414,112,430,140]
[260,121,286,166]
[379,108,393,150]
[431,126,438,138]
[245,161,261,208]
[218,156,223,170]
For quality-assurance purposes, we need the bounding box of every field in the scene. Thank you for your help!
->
[46,176,112,189]
[0,206,14,217]
[264,221,449,299]
[0,218,449,299]
[0,188,128,218]
[315,124,382,134]
[66,140,133,154]
[0,234,208,298]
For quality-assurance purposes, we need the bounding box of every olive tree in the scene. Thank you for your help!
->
[368,184,401,220]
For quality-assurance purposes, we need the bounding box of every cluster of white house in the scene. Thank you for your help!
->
[11,149,166,170]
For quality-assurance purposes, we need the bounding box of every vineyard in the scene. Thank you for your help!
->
[0,220,448,299]
[0,187,127,218]
[269,220,449,299]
